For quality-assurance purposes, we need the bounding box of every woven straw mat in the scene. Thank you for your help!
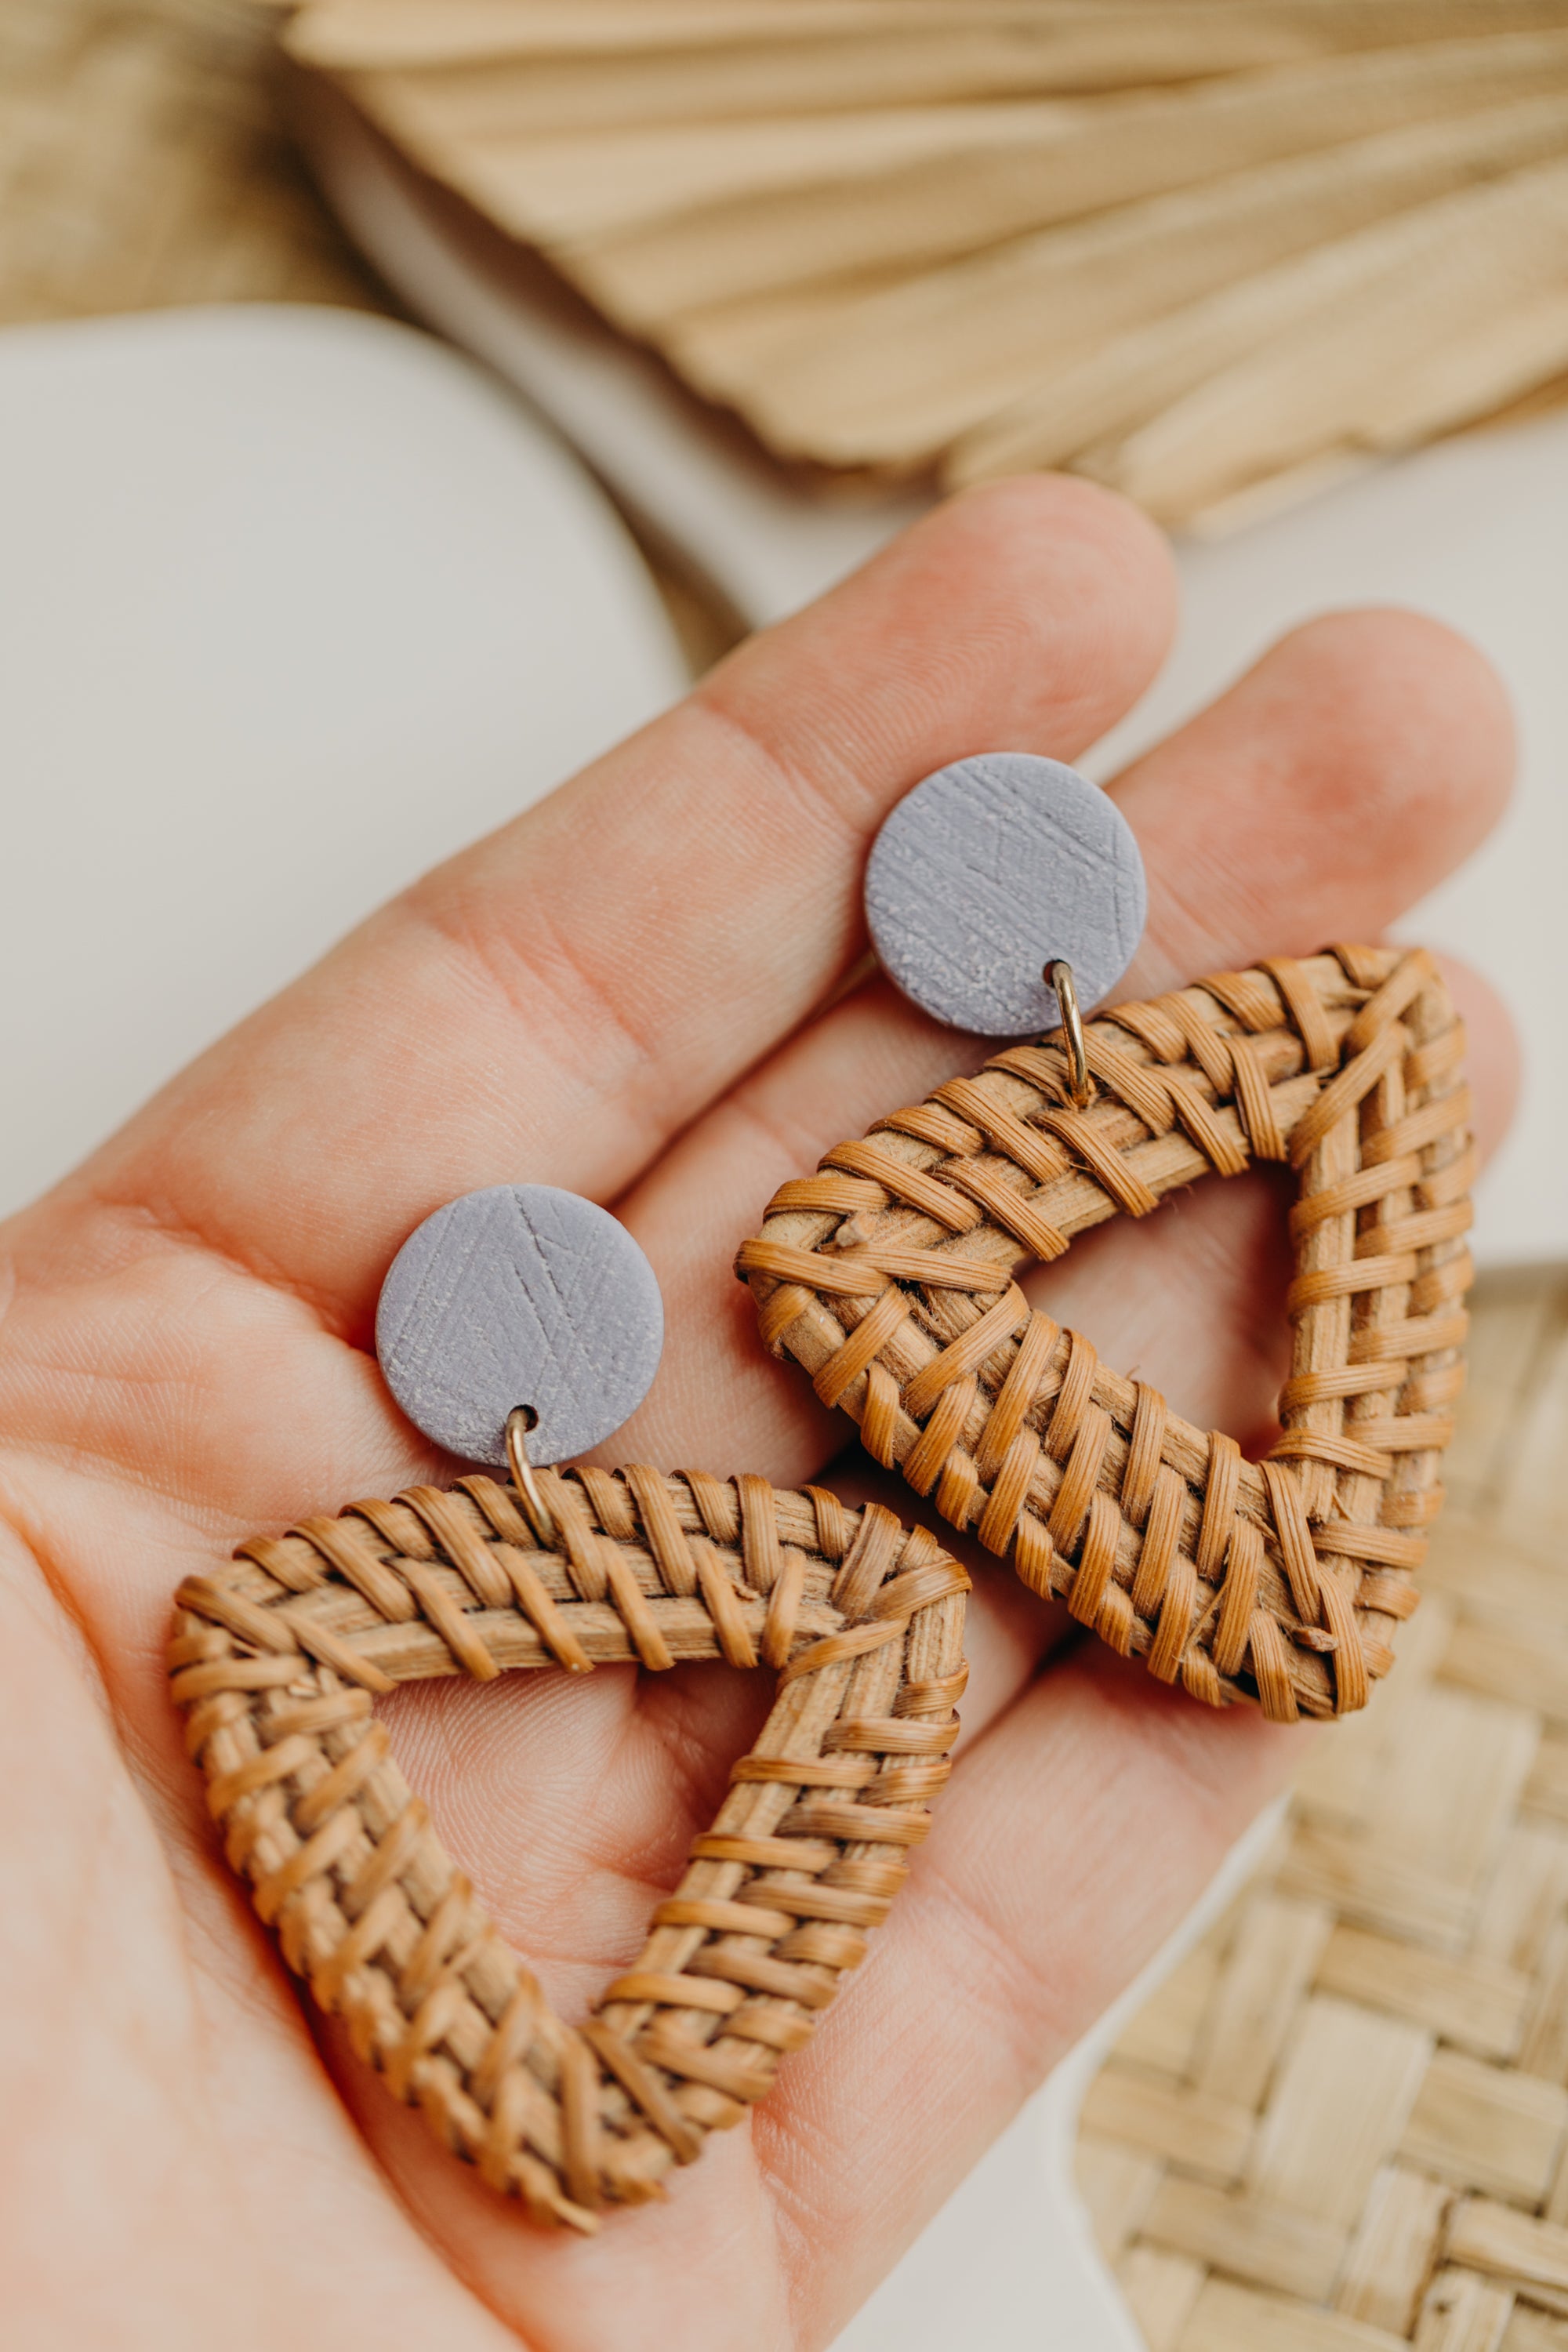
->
[1080,1260,1568,2352]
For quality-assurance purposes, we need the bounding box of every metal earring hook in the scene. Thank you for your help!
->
[505,1406,557,1547]
[1045,958,1094,1111]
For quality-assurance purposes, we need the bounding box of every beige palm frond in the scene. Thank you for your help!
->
[284,0,1568,528]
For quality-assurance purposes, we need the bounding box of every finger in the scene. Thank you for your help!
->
[766,1644,1310,2348]
[611,609,1515,1488]
[1112,608,1515,993]
[1437,949,1519,1174]
[60,478,1174,1323]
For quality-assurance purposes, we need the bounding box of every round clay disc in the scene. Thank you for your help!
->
[864,752,1146,1036]
[375,1183,664,1467]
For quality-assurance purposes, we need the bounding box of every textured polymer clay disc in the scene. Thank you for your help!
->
[376,1183,664,1467]
[865,752,1146,1035]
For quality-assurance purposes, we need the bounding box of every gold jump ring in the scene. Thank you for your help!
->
[1046,958,1093,1111]
[505,1406,557,1546]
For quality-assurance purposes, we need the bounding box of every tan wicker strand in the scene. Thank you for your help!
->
[169,1467,968,2227]
[738,946,1472,1721]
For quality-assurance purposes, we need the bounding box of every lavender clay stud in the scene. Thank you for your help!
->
[376,1182,663,1466]
[865,752,1146,1035]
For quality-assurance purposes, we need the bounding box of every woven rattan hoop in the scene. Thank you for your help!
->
[738,945,1472,1726]
[169,1465,967,2228]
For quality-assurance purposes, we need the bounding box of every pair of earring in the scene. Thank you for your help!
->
[170,754,1472,2227]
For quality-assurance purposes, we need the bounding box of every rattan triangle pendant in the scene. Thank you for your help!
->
[169,1185,967,2227]
[738,757,1472,1725]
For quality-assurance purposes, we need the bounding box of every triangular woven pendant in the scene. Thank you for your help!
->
[739,946,1472,1724]
[170,1465,966,2226]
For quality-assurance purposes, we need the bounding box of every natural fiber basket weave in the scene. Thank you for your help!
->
[1079,1263,1568,2350]
[739,944,1472,1722]
[169,1465,967,2226]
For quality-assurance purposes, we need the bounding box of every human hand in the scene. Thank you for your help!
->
[0,479,1515,2350]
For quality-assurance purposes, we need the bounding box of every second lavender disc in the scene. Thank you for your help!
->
[865,753,1146,1035]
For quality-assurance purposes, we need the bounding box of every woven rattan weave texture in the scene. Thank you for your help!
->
[1079,1264,1568,2351]
[169,1466,967,2227]
[740,944,1472,1723]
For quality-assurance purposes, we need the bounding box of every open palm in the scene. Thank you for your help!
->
[0,480,1515,2350]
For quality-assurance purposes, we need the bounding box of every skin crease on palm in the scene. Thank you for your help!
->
[0,477,1520,2352]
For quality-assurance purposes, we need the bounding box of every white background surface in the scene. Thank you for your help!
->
[0,304,686,1218]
